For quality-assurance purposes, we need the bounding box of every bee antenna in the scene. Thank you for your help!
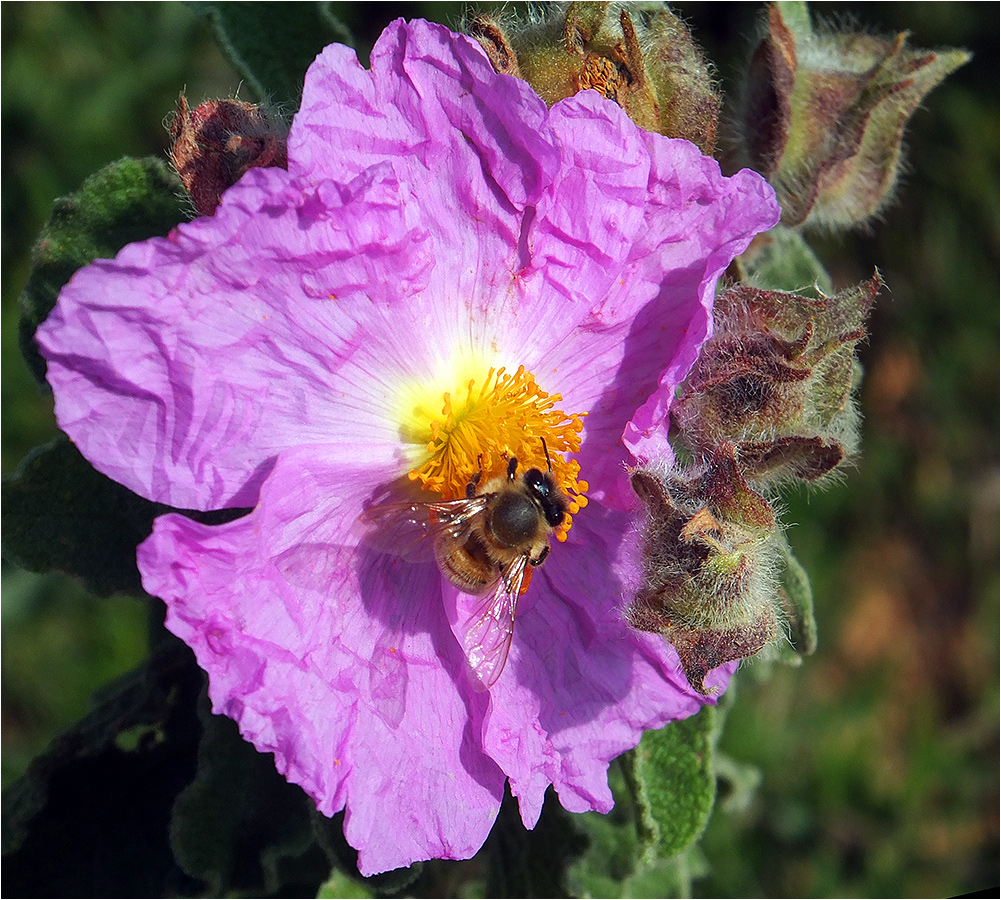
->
[541,437,553,473]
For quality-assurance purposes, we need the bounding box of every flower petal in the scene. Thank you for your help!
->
[469,508,732,824]
[37,165,432,509]
[294,20,557,203]
[620,145,781,466]
[527,91,651,308]
[293,20,561,357]
[138,444,505,874]
[527,131,780,506]
[45,14,779,877]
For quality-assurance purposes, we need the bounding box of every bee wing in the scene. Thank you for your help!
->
[358,496,487,561]
[460,554,528,691]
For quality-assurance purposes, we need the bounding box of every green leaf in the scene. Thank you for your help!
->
[316,869,376,899]
[189,1,353,108]
[18,156,187,386]
[1,638,206,896]
[741,225,834,298]
[170,692,328,897]
[566,763,646,898]
[624,704,719,862]
[1,437,161,597]
[714,752,763,816]
[569,704,729,899]
[777,532,818,656]
[568,758,715,899]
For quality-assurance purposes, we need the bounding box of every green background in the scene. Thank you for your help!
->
[2,2,997,896]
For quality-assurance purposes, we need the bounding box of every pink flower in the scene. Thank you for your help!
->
[36,20,778,875]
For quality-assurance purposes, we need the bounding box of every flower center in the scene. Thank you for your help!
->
[408,365,588,540]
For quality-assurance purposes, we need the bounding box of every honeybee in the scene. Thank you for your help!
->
[363,449,568,690]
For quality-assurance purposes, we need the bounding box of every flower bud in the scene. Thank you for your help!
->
[673,274,880,485]
[732,1,970,228]
[169,94,288,217]
[627,443,782,695]
[467,1,720,153]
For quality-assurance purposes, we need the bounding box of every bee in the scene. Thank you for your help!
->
[363,447,568,690]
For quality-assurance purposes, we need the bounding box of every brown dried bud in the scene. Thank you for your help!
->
[731,1,970,228]
[673,274,881,485]
[627,443,782,695]
[467,1,720,153]
[169,94,289,217]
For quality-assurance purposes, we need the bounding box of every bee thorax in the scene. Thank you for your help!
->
[487,492,541,547]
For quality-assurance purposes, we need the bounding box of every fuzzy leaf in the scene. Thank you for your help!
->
[624,704,719,860]
[1,640,205,896]
[189,1,353,108]
[170,694,327,897]
[741,226,833,297]
[1,438,161,597]
[18,156,187,385]
[569,696,738,896]
[778,534,818,656]
[568,748,717,898]
[316,870,375,899]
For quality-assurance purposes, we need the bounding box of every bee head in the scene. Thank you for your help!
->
[523,468,567,528]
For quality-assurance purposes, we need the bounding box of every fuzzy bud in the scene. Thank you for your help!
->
[732,1,970,228]
[628,443,782,694]
[169,94,288,217]
[673,274,880,485]
[468,1,720,153]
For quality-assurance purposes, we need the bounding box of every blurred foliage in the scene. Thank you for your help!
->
[2,2,997,898]
[1,570,150,787]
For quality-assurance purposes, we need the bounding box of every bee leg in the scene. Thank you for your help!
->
[506,456,518,481]
[466,456,485,498]
[529,544,550,567]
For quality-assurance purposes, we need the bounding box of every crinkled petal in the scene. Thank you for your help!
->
[524,125,780,505]
[293,19,559,355]
[527,91,651,309]
[138,444,505,875]
[466,508,733,825]
[38,165,432,509]
[293,19,556,209]
[620,145,781,466]
[48,14,781,878]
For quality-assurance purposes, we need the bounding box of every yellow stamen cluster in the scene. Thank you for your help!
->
[408,366,589,539]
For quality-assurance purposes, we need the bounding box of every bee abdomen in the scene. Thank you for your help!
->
[435,532,494,595]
